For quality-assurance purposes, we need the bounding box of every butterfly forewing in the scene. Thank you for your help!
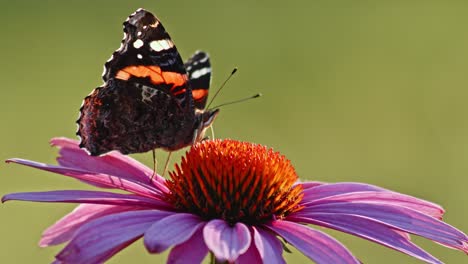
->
[102,9,190,104]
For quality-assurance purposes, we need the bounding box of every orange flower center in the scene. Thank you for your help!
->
[165,139,303,225]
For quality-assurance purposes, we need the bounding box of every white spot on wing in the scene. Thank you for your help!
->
[199,56,209,63]
[133,39,144,49]
[150,20,160,28]
[191,67,211,79]
[150,39,174,52]
[137,31,142,37]
[137,54,143,59]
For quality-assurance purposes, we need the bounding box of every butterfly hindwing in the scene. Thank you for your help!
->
[185,51,212,109]
[78,78,194,155]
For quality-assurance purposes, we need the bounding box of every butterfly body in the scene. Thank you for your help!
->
[77,9,218,156]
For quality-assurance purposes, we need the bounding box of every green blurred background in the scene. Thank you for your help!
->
[1,0,468,263]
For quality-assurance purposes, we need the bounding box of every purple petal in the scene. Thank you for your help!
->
[252,226,285,264]
[6,158,164,198]
[302,191,444,219]
[301,202,468,253]
[2,190,170,208]
[302,182,387,202]
[296,181,324,189]
[266,220,360,264]
[40,204,142,247]
[51,137,166,186]
[236,240,262,264]
[203,220,252,262]
[289,214,442,264]
[167,228,208,264]
[144,213,205,253]
[55,210,171,264]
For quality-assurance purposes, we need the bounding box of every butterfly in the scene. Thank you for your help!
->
[77,8,219,156]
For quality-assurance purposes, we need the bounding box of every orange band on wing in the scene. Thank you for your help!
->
[115,66,187,89]
[192,89,208,101]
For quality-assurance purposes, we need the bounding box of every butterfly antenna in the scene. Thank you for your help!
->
[206,67,238,110]
[210,93,262,109]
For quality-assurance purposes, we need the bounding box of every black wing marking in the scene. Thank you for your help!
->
[185,51,212,109]
[102,8,187,81]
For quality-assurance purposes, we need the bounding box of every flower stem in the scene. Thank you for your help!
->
[209,252,215,264]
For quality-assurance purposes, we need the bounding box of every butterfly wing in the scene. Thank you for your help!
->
[185,51,212,109]
[78,79,194,155]
[77,9,200,155]
[102,8,191,105]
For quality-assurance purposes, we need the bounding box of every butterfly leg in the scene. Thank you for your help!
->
[200,126,214,142]
[162,152,173,177]
[150,149,158,182]
[210,125,215,140]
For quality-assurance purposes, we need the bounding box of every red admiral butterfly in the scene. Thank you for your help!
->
[77,8,219,156]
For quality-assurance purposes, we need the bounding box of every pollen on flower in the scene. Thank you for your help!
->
[165,139,303,225]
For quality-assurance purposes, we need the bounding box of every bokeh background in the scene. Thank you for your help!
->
[1,0,468,263]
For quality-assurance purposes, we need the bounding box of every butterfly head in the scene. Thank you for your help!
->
[193,109,220,143]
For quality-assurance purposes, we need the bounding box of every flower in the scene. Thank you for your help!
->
[2,138,468,264]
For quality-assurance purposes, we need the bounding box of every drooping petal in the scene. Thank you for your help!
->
[144,213,204,253]
[40,204,142,247]
[51,137,166,185]
[266,220,360,264]
[302,202,468,253]
[289,213,442,264]
[55,210,172,264]
[252,226,285,264]
[302,191,444,219]
[302,182,387,202]
[203,220,252,262]
[2,190,171,208]
[167,228,208,264]
[236,240,262,264]
[6,158,164,198]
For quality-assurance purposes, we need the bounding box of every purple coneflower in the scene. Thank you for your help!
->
[2,138,468,263]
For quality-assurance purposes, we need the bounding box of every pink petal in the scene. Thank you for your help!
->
[296,181,324,189]
[302,182,387,202]
[302,202,468,253]
[302,191,444,219]
[252,226,285,264]
[289,214,442,264]
[144,213,205,253]
[203,220,252,262]
[6,158,164,198]
[266,220,360,264]
[40,204,142,247]
[236,240,262,264]
[51,137,166,185]
[55,210,171,264]
[167,228,208,264]
[2,190,170,208]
